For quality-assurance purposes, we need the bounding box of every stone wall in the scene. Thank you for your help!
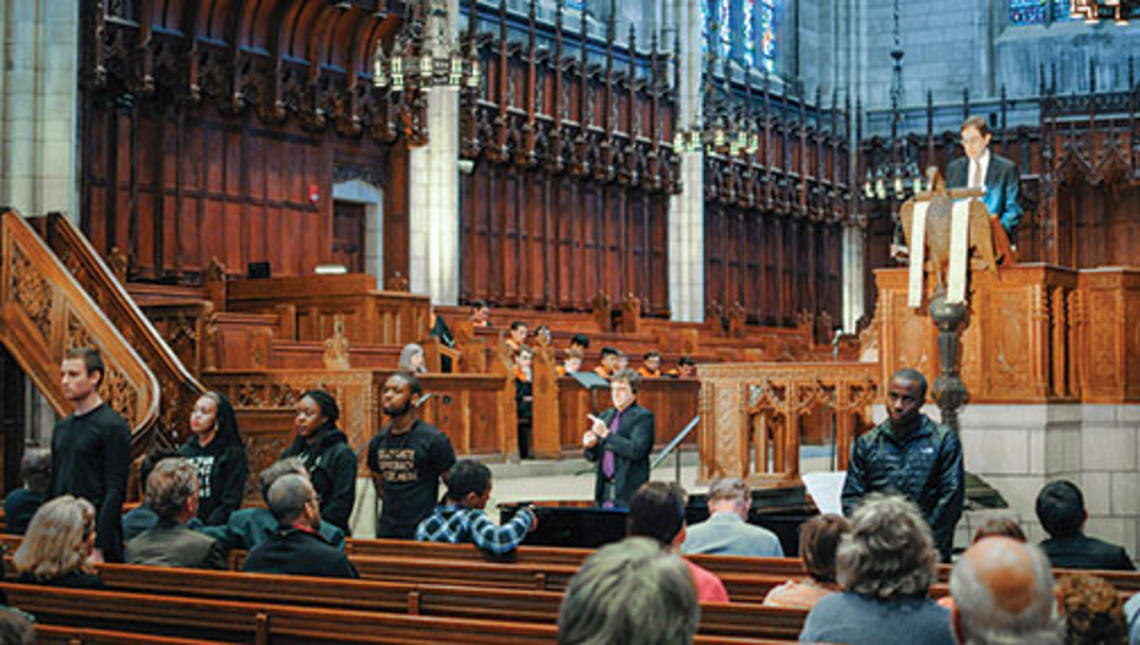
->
[0,0,80,220]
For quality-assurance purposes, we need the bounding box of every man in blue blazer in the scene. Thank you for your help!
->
[946,116,1023,238]
[583,369,655,508]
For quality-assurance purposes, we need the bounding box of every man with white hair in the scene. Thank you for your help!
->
[950,536,1062,644]
[681,477,783,557]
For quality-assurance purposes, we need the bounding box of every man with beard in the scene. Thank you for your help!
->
[582,368,655,509]
[367,372,457,539]
[841,368,965,562]
[51,347,131,563]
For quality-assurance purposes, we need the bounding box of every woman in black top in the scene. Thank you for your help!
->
[178,391,249,525]
[281,390,357,533]
[13,495,104,588]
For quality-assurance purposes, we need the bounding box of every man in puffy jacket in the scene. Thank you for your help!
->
[841,368,964,562]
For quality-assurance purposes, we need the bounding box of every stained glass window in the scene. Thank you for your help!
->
[758,0,776,73]
[743,0,756,67]
[718,0,732,60]
[1009,0,1073,24]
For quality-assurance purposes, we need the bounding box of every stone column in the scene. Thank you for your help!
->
[841,225,866,332]
[668,0,705,323]
[408,1,461,305]
[0,0,81,221]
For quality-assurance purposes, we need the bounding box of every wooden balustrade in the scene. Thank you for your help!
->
[0,211,163,454]
[697,361,879,485]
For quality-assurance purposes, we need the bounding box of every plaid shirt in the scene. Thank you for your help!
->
[414,504,534,555]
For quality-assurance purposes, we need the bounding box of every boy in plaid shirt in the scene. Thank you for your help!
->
[414,460,537,555]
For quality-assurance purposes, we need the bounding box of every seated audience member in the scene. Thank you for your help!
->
[398,342,428,374]
[763,514,850,609]
[428,309,455,372]
[533,324,553,347]
[637,351,662,378]
[1058,573,1126,644]
[594,346,621,379]
[506,320,529,353]
[4,449,50,534]
[1124,589,1140,645]
[628,481,729,603]
[470,299,491,327]
[557,348,583,376]
[682,477,783,557]
[243,474,358,578]
[125,458,226,569]
[281,389,357,533]
[13,495,103,589]
[557,536,698,645]
[200,457,345,552]
[568,333,589,354]
[415,460,536,555]
[938,514,1028,611]
[667,356,696,378]
[799,494,954,645]
[178,391,249,526]
[514,346,534,459]
[1036,480,1135,570]
[950,537,1062,644]
[0,609,33,645]
[123,449,204,541]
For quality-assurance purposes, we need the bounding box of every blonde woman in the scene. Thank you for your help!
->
[13,495,104,588]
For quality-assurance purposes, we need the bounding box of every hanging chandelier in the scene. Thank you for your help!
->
[371,0,481,92]
[1070,0,1140,23]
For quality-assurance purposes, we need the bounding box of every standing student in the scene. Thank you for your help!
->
[367,372,457,539]
[281,389,357,533]
[51,347,131,563]
[513,346,534,460]
[178,391,249,525]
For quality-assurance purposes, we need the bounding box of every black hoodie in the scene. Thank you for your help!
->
[281,424,357,533]
[178,436,249,525]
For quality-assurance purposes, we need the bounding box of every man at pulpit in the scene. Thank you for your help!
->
[946,116,1023,238]
[841,369,965,562]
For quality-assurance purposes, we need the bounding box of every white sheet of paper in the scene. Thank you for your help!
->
[907,202,928,309]
[947,199,971,304]
[802,471,847,516]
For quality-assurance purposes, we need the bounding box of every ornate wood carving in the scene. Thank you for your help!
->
[697,361,878,485]
[0,210,161,453]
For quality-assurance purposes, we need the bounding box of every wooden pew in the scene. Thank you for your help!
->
[0,583,560,645]
[36,625,229,645]
[92,564,805,641]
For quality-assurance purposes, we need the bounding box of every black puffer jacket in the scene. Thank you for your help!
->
[840,414,965,561]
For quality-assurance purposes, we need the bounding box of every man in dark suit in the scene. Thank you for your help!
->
[125,458,226,569]
[243,473,358,578]
[583,368,655,508]
[1036,480,1135,570]
[946,115,1023,238]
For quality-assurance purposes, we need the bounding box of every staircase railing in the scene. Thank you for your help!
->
[36,212,206,451]
[0,209,162,452]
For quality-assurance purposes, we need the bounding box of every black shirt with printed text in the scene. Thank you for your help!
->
[178,437,249,525]
[366,419,456,539]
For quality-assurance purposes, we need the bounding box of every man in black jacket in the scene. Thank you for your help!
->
[1036,480,1135,571]
[841,368,964,561]
[243,473,358,578]
[583,369,655,508]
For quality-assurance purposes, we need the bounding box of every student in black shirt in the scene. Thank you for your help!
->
[51,347,131,563]
[281,389,357,533]
[367,372,456,539]
[178,391,249,525]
